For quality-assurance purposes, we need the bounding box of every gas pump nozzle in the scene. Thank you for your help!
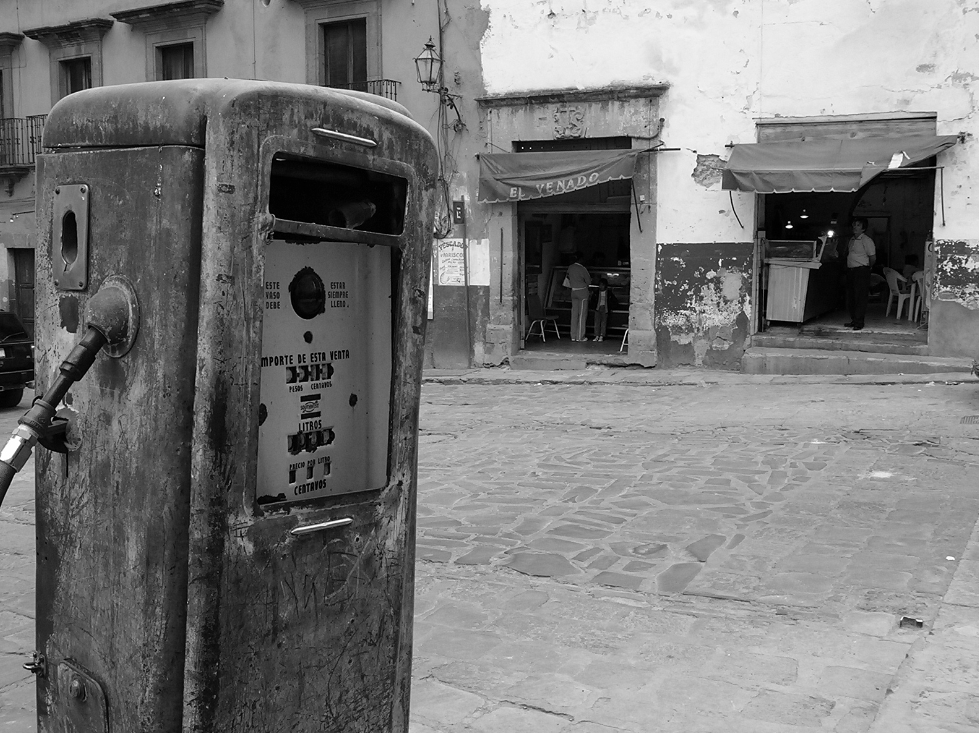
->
[0,276,139,506]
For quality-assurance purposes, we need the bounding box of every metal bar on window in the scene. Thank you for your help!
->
[0,116,47,167]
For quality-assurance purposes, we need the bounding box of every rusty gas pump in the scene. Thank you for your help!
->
[0,79,437,732]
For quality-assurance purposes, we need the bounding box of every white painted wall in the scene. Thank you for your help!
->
[479,0,979,243]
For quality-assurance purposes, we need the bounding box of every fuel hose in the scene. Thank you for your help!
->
[0,278,139,506]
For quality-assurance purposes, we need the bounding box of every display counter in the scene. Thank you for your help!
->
[544,266,630,338]
[766,258,842,323]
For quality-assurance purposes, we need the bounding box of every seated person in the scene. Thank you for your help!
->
[869,272,887,301]
[903,254,922,280]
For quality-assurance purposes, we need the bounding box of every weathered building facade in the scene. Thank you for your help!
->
[425,0,978,369]
[0,0,976,369]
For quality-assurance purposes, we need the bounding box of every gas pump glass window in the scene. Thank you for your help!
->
[268,154,407,234]
[257,156,407,508]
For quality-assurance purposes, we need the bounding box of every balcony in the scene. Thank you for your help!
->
[0,116,45,194]
[331,79,401,102]
[0,116,46,168]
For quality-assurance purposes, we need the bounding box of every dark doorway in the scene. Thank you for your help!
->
[12,248,34,338]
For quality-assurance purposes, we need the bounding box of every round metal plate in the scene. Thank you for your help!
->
[98,275,140,359]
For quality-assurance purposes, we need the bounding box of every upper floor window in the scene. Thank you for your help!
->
[0,33,22,120]
[111,0,222,81]
[22,18,110,105]
[297,1,381,90]
[158,43,195,80]
[61,57,93,97]
[322,18,367,91]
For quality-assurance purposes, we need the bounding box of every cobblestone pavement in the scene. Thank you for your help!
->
[3,378,979,731]
[410,380,979,732]
[0,392,36,730]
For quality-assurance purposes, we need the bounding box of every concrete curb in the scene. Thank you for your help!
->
[423,368,978,388]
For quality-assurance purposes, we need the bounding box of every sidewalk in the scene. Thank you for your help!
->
[422,365,977,387]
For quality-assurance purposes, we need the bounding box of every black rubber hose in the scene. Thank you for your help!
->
[0,462,16,507]
[0,326,109,505]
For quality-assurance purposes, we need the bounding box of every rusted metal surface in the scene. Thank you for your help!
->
[180,84,436,732]
[34,80,437,732]
[35,145,204,732]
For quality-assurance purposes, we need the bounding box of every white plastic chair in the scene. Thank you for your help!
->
[526,293,560,341]
[883,267,913,319]
[910,270,926,321]
[619,328,629,353]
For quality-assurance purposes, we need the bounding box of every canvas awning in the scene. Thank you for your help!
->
[478,149,641,203]
[722,134,959,194]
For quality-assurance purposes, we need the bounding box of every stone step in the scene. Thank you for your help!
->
[509,353,588,370]
[751,334,929,356]
[742,347,975,376]
[799,324,927,344]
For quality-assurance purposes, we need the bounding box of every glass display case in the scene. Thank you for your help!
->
[543,266,630,338]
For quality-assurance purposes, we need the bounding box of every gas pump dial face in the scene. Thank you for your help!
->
[256,239,392,507]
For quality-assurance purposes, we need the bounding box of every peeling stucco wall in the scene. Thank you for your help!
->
[934,239,979,309]
[478,0,979,245]
[692,154,726,188]
[655,243,753,369]
[475,0,979,369]
[928,239,979,358]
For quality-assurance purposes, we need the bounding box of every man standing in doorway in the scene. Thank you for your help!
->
[845,217,876,331]
[567,251,592,341]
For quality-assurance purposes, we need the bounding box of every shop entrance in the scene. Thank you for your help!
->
[520,210,631,351]
[512,137,634,356]
[756,165,936,347]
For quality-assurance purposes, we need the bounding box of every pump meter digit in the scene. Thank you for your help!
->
[256,238,392,506]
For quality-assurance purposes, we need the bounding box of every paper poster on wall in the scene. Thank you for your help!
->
[434,238,490,286]
[437,241,466,285]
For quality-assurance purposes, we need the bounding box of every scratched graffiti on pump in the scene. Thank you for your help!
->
[255,239,393,506]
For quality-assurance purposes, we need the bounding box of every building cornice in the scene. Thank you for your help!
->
[22,19,112,49]
[477,84,670,108]
[756,111,938,126]
[111,0,224,33]
[0,32,24,52]
[287,0,350,9]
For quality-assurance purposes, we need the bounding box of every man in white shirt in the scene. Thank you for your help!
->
[845,217,876,330]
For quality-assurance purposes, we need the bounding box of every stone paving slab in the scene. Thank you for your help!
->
[409,381,979,732]
[0,448,35,732]
[414,384,979,624]
[410,564,925,732]
[867,517,979,733]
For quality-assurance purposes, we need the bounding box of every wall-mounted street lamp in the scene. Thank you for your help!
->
[414,37,441,92]
[414,37,465,132]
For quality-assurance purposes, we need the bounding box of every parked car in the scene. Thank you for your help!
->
[0,312,34,408]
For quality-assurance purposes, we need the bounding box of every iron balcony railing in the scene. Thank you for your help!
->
[0,115,46,168]
[333,79,401,102]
